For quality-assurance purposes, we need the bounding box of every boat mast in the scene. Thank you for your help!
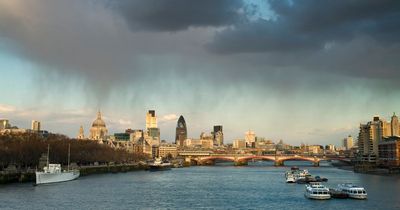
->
[47,144,50,168]
[68,143,71,171]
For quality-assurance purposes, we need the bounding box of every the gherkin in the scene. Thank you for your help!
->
[175,116,187,147]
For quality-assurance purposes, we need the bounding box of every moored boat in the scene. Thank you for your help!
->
[337,183,367,199]
[286,174,295,183]
[329,188,349,199]
[149,157,172,171]
[304,182,331,200]
[35,144,80,185]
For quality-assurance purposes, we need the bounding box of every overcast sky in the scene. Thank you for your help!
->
[1,0,400,146]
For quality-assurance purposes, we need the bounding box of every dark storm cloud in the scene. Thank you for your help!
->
[108,0,246,31]
[208,0,400,53]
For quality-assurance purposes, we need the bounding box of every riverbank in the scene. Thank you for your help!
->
[0,163,149,184]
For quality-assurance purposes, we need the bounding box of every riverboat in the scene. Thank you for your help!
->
[304,182,331,200]
[337,183,367,199]
[35,144,80,185]
[149,157,172,171]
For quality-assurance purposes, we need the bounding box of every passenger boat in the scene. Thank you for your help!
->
[304,182,331,200]
[329,188,349,199]
[286,174,296,183]
[149,157,172,171]
[337,183,367,199]
[35,144,80,185]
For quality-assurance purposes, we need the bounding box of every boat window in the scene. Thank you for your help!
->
[362,191,366,194]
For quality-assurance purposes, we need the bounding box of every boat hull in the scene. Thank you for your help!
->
[149,165,172,171]
[304,193,331,200]
[349,194,367,199]
[35,170,80,185]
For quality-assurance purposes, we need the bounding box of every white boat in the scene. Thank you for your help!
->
[148,157,172,171]
[35,144,80,185]
[286,174,295,183]
[337,183,367,199]
[304,182,331,200]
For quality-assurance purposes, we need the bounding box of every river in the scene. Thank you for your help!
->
[0,161,399,209]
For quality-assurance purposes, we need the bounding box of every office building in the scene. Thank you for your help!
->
[343,135,354,150]
[245,130,256,148]
[31,120,41,131]
[175,115,187,147]
[213,125,223,146]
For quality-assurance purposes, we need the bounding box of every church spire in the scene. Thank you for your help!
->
[97,110,102,119]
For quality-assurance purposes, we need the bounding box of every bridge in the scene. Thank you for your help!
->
[178,152,350,166]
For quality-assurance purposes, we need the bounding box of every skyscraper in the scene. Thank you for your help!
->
[146,110,157,129]
[358,116,384,157]
[175,115,187,147]
[391,112,399,136]
[213,125,223,146]
[31,120,41,131]
[145,110,160,146]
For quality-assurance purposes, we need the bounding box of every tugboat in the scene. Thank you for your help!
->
[35,144,80,185]
[304,182,331,200]
[337,183,367,199]
[149,157,172,171]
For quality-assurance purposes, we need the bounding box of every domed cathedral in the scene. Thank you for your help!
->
[89,111,108,140]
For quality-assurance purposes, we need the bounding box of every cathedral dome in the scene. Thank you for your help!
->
[92,111,106,127]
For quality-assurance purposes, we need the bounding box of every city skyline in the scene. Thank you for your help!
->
[1,0,400,145]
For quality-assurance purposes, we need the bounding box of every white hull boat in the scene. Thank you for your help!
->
[304,182,331,200]
[35,144,80,185]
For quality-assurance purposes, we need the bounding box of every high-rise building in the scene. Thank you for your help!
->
[391,112,399,136]
[89,111,108,140]
[213,125,223,146]
[31,120,41,131]
[77,125,85,139]
[342,135,354,150]
[245,130,256,148]
[146,110,157,129]
[175,115,187,147]
[358,116,384,157]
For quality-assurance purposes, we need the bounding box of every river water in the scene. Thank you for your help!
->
[0,161,399,210]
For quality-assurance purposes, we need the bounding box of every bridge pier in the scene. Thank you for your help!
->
[313,161,320,167]
[274,161,284,166]
[234,161,248,166]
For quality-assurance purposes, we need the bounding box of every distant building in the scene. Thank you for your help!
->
[325,144,335,151]
[358,116,384,158]
[391,113,399,136]
[77,125,85,139]
[378,136,400,167]
[146,110,160,145]
[233,139,246,149]
[213,125,223,146]
[175,115,187,147]
[0,119,10,130]
[146,110,157,129]
[245,130,256,148]
[31,120,41,132]
[159,144,178,158]
[89,111,108,140]
[343,135,354,150]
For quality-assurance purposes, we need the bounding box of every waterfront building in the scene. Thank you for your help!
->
[343,135,354,150]
[325,144,335,151]
[159,144,178,158]
[213,125,223,146]
[391,113,399,136]
[31,120,41,132]
[77,125,85,139]
[89,111,108,140]
[175,115,187,147]
[245,130,256,148]
[233,139,246,149]
[358,116,384,159]
[378,136,400,167]
[307,145,324,155]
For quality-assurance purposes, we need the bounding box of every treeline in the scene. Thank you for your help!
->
[0,133,146,170]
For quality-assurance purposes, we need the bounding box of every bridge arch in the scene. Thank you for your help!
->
[237,156,276,162]
[277,156,320,166]
[198,156,235,165]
